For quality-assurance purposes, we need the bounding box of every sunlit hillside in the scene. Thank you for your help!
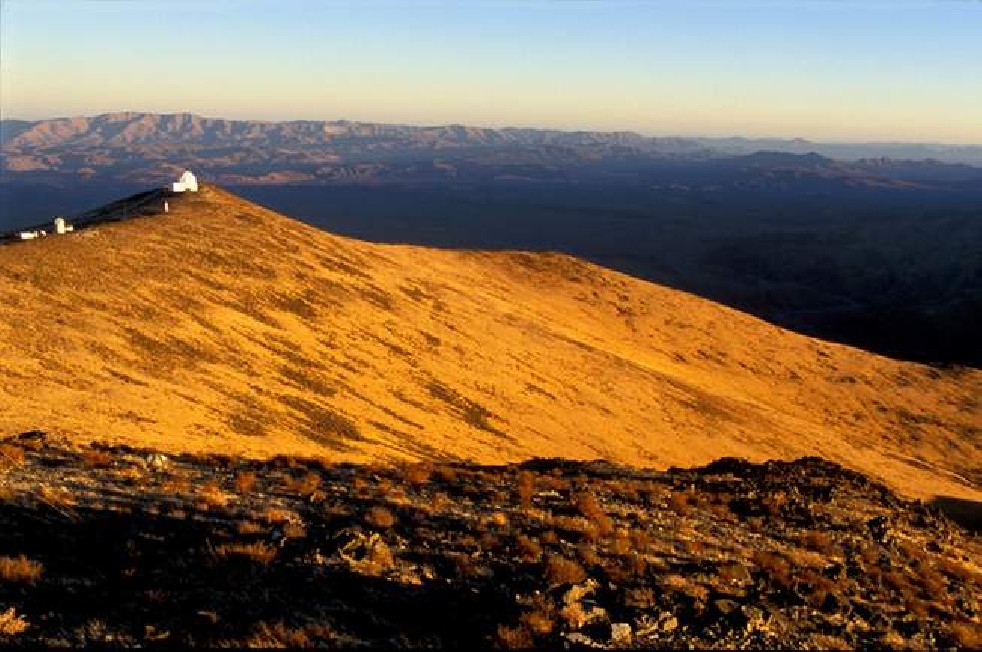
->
[0,185,978,501]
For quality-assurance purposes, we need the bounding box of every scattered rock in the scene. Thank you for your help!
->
[146,453,169,471]
[658,612,679,633]
[609,622,632,645]
[562,579,599,606]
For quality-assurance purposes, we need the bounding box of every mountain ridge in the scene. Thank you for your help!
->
[4,112,982,162]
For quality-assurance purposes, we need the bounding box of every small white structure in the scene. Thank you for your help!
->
[17,216,72,240]
[54,217,73,235]
[172,169,198,193]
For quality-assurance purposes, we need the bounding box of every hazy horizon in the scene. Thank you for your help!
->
[2,0,981,145]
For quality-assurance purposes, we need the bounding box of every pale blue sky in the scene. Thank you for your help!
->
[1,0,980,142]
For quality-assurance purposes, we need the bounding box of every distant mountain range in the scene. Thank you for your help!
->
[2,112,982,189]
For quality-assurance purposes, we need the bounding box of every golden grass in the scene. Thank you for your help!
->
[0,185,978,502]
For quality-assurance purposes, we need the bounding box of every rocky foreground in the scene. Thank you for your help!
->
[0,431,979,649]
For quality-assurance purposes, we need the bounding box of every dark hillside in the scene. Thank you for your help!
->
[0,432,979,649]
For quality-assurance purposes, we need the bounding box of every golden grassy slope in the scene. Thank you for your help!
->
[0,185,978,500]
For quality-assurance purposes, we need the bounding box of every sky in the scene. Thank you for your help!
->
[1,0,980,143]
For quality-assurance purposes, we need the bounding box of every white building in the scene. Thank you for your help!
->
[172,169,199,193]
[18,216,73,240]
[54,217,73,235]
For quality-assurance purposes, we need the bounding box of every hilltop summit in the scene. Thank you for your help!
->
[0,185,978,501]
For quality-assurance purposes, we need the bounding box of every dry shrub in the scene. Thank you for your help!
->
[112,466,145,484]
[0,445,25,468]
[753,550,793,590]
[609,531,632,556]
[544,554,587,585]
[917,568,949,602]
[950,621,982,649]
[787,548,829,570]
[351,476,369,494]
[799,530,837,555]
[515,534,542,562]
[237,520,265,535]
[452,553,486,579]
[937,557,981,586]
[496,624,534,649]
[214,541,277,565]
[488,511,509,528]
[559,600,589,629]
[718,561,752,585]
[161,476,191,495]
[429,492,450,514]
[0,608,29,636]
[434,465,458,483]
[577,544,602,568]
[707,500,733,521]
[551,515,594,541]
[38,484,74,510]
[630,554,648,577]
[81,448,113,468]
[233,471,258,493]
[630,528,652,552]
[661,573,709,602]
[516,470,535,510]
[402,462,432,486]
[796,569,838,608]
[281,472,321,497]
[885,570,914,596]
[197,482,230,508]
[859,543,882,567]
[519,608,554,636]
[573,492,614,539]
[905,597,930,618]
[479,531,500,551]
[246,621,312,648]
[668,491,693,515]
[878,631,906,649]
[386,485,409,506]
[762,492,787,518]
[364,506,397,529]
[282,519,307,539]
[684,539,706,556]
[262,507,300,524]
[541,530,560,545]
[0,555,43,584]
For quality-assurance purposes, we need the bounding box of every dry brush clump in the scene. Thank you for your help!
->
[0,608,29,636]
[280,471,321,497]
[213,541,278,565]
[363,505,397,529]
[543,554,587,586]
[0,556,43,584]
[0,435,979,649]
